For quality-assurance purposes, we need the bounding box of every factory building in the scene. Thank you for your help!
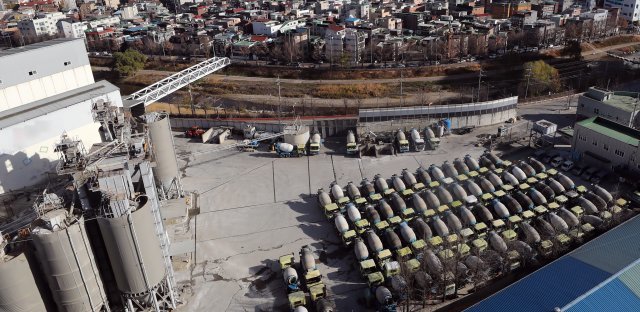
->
[0,38,122,194]
[577,87,640,129]
[572,116,640,174]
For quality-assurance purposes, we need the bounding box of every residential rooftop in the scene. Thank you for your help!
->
[584,87,640,113]
[577,116,640,147]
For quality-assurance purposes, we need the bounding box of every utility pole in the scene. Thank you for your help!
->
[524,67,532,100]
[477,68,483,103]
[277,76,282,126]
[400,71,404,105]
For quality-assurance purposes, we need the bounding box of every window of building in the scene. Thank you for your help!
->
[4,160,13,173]
[615,149,625,157]
[28,70,37,75]
[64,61,72,66]
[592,140,598,146]
[579,135,587,141]
[603,143,609,151]
[594,108,599,114]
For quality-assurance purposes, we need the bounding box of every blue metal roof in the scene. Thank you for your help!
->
[467,215,640,312]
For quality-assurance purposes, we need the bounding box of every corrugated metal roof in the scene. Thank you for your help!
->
[0,80,119,130]
[468,215,640,312]
[564,279,640,312]
[577,117,640,147]
[0,38,79,57]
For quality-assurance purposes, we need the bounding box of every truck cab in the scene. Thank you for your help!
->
[304,270,323,289]
[346,142,358,155]
[398,139,410,153]
[309,283,327,302]
[288,291,306,310]
[341,229,357,246]
[375,249,393,269]
[309,142,320,155]
[354,219,371,235]
[360,259,385,287]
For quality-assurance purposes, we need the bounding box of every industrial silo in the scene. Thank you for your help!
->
[0,245,48,312]
[97,198,166,308]
[283,124,310,145]
[146,112,180,194]
[31,209,109,312]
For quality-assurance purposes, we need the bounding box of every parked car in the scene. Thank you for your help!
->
[581,167,599,180]
[533,149,546,159]
[571,164,586,176]
[550,156,564,168]
[561,160,574,171]
[591,170,609,184]
[543,152,556,164]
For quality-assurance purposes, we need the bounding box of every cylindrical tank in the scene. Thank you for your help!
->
[97,199,166,296]
[547,178,565,194]
[421,190,440,210]
[465,256,485,271]
[548,213,569,232]
[366,231,383,252]
[584,192,607,211]
[330,183,344,200]
[476,204,494,223]
[529,189,547,205]
[520,222,541,244]
[556,173,575,190]
[413,218,432,240]
[399,223,417,243]
[503,171,519,186]
[478,177,495,193]
[277,143,294,153]
[375,175,389,192]
[454,158,470,174]
[283,125,310,145]
[502,195,522,214]
[592,185,613,203]
[513,191,534,210]
[392,175,406,192]
[429,165,445,181]
[488,231,507,253]
[411,129,421,141]
[464,155,480,171]
[424,250,443,274]
[558,207,579,228]
[147,114,180,191]
[577,197,598,215]
[334,214,349,233]
[294,306,308,312]
[347,131,356,144]
[520,162,536,177]
[396,130,406,141]
[487,172,503,187]
[361,179,376,195]
[390,193,406,212]
[366,205,381,224]
[346,182,361,200]
[377,200,394,219]
[315,298,335,312]
[436,185,453,204]
[492,200,510,218]
[412,194,427,213]
[451,183,468,202]
[375,287,393,305]
[445,211,462,232]
[528,158,546,173]
[485,152,503,166]
[459,206,477,226]
[425,127,436,139]
[535,217,556,237]
[0,252,48,312]
[347,204,362,222]
[535,183,555,201]
[465,180,483,197]
[402,169,417,186]
[311,133,321,144]
[432,217,449,237]
[415,271,433,289]
[385,230,402,250]
[32,210,108,312]
[456,262,469,278]
[479,156,496,170]
[437,124,445,137]
[512,240,533,257]
[318,189,332,207]
[511,166,527,181]
[416,167,432,184]
[442,161,458,178]
[301,246,316,272]
[284,267,299,286]
[582,215,604,226]
[354,239,369,261]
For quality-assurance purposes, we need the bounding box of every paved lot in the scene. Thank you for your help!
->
[173,100,576,311]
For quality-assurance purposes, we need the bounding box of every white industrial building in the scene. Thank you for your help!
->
[577,87,639,129]
[0,38,122,194]
[604,0,640,21]
[572,116,640,173]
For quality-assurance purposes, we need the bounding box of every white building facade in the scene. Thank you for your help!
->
[604,0,640,21]
[17,12,65,37]
[57,20,88,39]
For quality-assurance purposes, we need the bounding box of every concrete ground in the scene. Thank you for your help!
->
[172,99,577,312]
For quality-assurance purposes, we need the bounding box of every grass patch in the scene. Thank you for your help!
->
[593,35,640,48]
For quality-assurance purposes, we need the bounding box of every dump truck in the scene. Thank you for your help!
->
[424,127,440,150]
[309,132,322,155]
[346,130,358,155]
[396,130,410,153]
[410,128,425,151]
[317,189,339,219]
[279,253,300,293]
[347,203,371,234]
[334,214,356,246]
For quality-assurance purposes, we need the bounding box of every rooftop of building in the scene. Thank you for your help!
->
[577,116,640,147]
[0,37,79,57]
[467,215,640,312]
[583,87,640,112]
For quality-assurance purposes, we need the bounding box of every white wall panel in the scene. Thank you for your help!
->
[29,79,46,101]
[62,70,78,90]
[41,76,56,97]
[51,72,67,94]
